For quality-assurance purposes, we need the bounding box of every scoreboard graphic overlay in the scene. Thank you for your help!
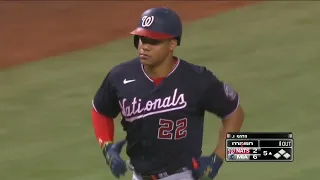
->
[226,132,294,162]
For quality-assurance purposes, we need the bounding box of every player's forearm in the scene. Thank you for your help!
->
[214,105,245,159]
[214,126,228,159]
[91,109,115,148]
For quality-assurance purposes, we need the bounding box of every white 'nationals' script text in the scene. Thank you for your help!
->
[119,88,187,122]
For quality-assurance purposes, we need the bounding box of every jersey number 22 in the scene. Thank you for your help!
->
[157,118,187,140]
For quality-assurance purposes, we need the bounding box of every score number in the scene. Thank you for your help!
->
[252,148,259,160]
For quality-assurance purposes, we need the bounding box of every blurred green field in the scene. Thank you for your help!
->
[1,2,319,180]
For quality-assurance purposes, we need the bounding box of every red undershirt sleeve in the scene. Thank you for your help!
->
[92,108,115,148]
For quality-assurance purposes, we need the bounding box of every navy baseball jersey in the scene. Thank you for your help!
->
[93,58,239,174]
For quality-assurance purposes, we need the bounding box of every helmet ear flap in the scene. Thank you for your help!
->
[134,35,139,49]
[175,36,181,46]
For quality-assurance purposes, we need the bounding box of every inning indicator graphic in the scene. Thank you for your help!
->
[225,132,294,162]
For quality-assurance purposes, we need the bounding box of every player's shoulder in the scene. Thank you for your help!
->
[179,58,218,80]
[109,57,140,76]
[99,57,140,85]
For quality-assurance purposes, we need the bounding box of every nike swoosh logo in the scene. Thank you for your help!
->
[123,79,135,84]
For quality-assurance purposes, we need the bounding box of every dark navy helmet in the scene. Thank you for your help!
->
[130,7,182,48]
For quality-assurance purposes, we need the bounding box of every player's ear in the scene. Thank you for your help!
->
[169,39,178,51]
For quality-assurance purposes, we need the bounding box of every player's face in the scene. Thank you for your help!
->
[138,36,177,66]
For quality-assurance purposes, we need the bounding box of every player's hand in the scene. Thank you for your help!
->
[192,152,223,180]
[102,140,127,179]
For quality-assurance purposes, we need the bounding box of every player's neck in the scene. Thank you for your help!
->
[144,56,177,78]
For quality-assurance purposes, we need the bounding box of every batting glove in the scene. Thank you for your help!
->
[192,152,223,180]
[102,140,127,179]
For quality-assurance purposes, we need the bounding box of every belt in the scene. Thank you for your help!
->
[138,167,189,180]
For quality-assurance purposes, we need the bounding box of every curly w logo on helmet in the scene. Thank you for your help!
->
[141,16,154,27]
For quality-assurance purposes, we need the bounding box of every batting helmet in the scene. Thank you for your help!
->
[130,7,182,48]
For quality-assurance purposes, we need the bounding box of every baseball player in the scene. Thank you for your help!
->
[92,7,244,180]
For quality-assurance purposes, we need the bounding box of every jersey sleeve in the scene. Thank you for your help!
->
[92,72,120,118]
[200,69,240,119]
